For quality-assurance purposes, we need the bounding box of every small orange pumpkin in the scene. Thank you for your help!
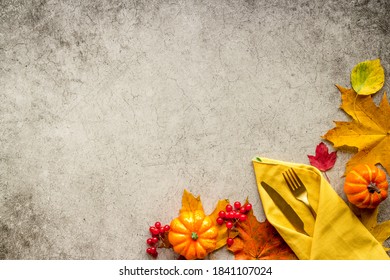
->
[344,164,388,209]
[168,210,218,260]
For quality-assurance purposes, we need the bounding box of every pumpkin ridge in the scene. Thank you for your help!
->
[350,170,368,184]
[197,237,217,251]
[377,181,388,188]
[377,192,382,204]
[356,195,371,208]
[170,233,190,246]
[181,241,193,259]
[172,219,191,234]
[178,212,195,232]
[364,164,373,182]
[367,194,374,208]
[348,189,369,197]
[200,226,218,238]
[375,169,387,183]
[196,216,213,234]
[345,182,368,189]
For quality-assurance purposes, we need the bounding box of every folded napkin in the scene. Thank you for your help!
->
[253,157,389,260]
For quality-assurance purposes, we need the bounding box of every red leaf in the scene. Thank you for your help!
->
[307,142,337,171]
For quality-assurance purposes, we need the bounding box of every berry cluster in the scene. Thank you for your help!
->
[146,221,170,258]
[216,201,252,247]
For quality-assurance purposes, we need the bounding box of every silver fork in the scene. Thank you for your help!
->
[283,168,317,218]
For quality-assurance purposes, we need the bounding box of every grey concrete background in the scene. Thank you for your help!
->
[1,0,389,259]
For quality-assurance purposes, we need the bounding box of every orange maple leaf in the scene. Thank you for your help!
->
[228,212,297,260]
[323,85,390,175]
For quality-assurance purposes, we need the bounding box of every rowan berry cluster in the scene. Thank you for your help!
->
[216,201,252,247]
[146,221,170,258]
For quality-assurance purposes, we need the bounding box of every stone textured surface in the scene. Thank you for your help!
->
[1,0,389,259]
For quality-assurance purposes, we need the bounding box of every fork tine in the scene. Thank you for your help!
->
[282,173,290,189]
[286,169,299,190]
[290,168,303,187]
[283,172,294,191]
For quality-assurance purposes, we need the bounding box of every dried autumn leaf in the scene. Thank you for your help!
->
[372,222,390,251]
[323,85,390,175]
[355,207,390,251]
[351,58,385,95]
[307,142,337,172]
[228,212,297,260]
[209,199,238,250]
[180,189,204,213]
[159,231,172,249]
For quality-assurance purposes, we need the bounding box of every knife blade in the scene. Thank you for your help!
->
[261,181,309,235]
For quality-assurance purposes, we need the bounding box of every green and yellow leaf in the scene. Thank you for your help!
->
[351,58,385,95]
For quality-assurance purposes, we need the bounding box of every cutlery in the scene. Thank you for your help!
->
[261,181,309,235]
[283,168,317,218]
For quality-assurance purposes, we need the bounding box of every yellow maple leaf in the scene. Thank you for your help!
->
[323,85,390,175]
[353,206,390,251]
[180,189,204,213]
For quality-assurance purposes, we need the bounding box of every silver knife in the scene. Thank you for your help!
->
[261,181,309,235]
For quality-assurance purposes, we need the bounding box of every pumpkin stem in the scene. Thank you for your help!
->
[191,232,198,240]
[367,181,380,193]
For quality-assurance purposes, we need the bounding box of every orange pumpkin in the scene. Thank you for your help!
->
[168,210,218,260]
[344,164,388,209]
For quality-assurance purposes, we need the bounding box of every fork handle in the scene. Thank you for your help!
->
[306,203,317,219]
[299,196,317,218]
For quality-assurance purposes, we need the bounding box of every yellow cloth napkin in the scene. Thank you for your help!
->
[253,157,389,260]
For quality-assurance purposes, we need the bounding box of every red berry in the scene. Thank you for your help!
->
[234,201,241,210]
[149,226,160,236]
[216,217,224,225]
[147,238,154,245]
[225,211,233,220]
[239,206,246,214]
[226,221,233,229]
[218,211,226,218]
[151,237,159,244]
[146,247,158,258]
[245,203,252,212]
[233,211,240,219]
[239,214,247,222]
[149,246,157,255]
[159,227,165,234]
[155,222,161,228]
[163,225,170,232]
[226,204,233,212]
[227,238,234,247]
